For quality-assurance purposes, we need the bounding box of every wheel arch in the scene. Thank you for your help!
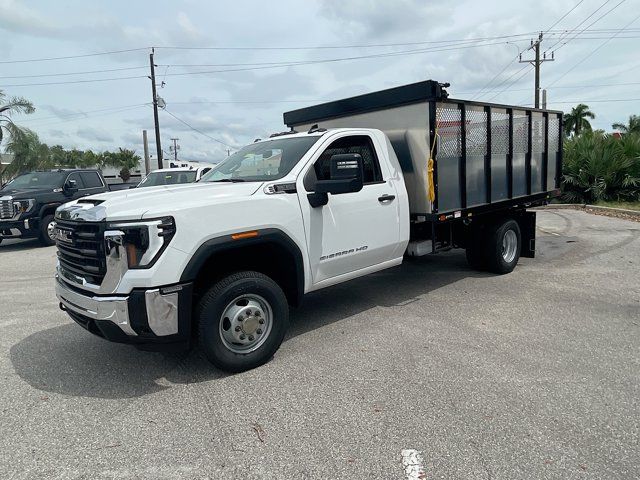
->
[181,228,305,307]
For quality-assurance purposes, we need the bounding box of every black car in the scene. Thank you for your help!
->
[0,169,108,246]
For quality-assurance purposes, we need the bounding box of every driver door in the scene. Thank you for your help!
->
[297,132,401,286]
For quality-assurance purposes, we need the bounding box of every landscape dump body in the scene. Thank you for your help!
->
[284,80,563,220]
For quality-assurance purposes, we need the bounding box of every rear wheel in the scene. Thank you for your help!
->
[485,219,521,274]
[197,271,289,372]
[38,214,56,246]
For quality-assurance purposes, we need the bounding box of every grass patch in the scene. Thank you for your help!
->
[593,201,640,211]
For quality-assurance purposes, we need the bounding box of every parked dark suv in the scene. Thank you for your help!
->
[0,169,108,246]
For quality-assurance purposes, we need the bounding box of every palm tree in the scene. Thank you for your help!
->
[102,148,142,182]
[612,115,640,135]
[564,104,595,137]
[0,90,35,146]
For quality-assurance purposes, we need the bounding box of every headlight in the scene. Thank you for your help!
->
[107,217,175,269]
[13,199,35,215]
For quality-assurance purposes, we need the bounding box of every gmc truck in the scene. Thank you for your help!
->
[53,80,563,372]
[0,169,108,246]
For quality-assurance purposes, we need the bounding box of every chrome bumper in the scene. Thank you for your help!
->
[55,276,182,338]
[55,276,137,336]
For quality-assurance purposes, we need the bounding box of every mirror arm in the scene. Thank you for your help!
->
[307,192,328,208]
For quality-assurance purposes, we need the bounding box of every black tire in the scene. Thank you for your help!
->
[38,214,56,246]
[485,219,521,274]
[197,271,289,373]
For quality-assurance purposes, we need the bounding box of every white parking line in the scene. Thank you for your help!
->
[401,449,426,479]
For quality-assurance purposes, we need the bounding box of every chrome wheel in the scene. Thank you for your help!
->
[219,294,273,354]
[502,229,518,263]
[47,221,57,241]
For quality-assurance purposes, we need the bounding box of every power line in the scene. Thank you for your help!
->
[22,103,151,123]
[486,65,535,102]
[454,81,640,95]
[162,109,235,148]
[0,66,148,80]
[526,97,640,105]
[545,0,585,31]
[546,11,640,88]
[543,0,619,54]
[0,47,148,64]
[0,39,534,88]
[471,1,584,100]
[0,74,146,88]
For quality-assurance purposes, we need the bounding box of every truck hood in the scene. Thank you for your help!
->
[60,182,264,221]
[0,187,59,199]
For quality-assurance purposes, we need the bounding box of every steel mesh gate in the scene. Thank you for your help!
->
[432,101,562,213]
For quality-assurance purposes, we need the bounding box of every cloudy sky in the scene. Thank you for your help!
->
[1,0,639,163]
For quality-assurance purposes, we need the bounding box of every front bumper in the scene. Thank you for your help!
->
[0,218,38,239]
[55,276,193,351]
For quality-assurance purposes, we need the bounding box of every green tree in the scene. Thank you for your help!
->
[3,130,52,178]
[563,104,595,137]
[612,115,640,135]
[562,130,640,203]
[102,148,141,182]
[0,90,35,147]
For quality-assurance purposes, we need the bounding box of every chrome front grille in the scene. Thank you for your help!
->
[55,220,107,285]
[0,199,13,219]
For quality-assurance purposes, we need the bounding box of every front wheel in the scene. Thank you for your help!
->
[38,215,56,246]
[197,271,289,372]
[485,219,521,274]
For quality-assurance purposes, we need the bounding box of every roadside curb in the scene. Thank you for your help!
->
[538,203,640,221]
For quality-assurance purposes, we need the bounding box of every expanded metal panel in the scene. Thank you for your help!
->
[513,111,529,154]
[490,108,509,201]
[548,116,560,152]
[531,112,545,154]
[531,112,545,193]
[547,114,561,189]
[436,103,462,211]
[512,110,528,197]
[465,107,487,156]
[436,104,462,157]
[490,109,509,155]
[466,106,487,206]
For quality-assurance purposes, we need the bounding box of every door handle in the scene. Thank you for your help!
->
[378,194,395,203]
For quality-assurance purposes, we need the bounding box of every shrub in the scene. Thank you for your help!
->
[562,131,640,203]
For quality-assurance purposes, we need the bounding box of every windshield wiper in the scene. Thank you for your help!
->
[210,178,246,183]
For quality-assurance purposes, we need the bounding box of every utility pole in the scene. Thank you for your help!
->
[142,130,150,174]
[227,148,231,157]
[542,89,547,110]
[170,138,180,162]
[519,32,554,108]
[149,48,163,169]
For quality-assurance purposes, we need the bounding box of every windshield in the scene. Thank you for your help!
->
[2,171,66,190]
[201,136,320,183]
[138,170,197,188]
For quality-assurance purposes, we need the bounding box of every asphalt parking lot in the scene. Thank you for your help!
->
[0,209,638,479]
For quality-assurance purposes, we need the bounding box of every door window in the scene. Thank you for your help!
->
[80,171,103,188]
[305,135,383,190]
[66,172,85,189]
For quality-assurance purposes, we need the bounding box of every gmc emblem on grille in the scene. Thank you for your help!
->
[54,228,73,245]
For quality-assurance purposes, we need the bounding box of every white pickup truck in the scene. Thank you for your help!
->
[54,80,563,372]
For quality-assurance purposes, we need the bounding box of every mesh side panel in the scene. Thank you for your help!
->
[490,109,509,155]
[436,104,462,157]
[532,112,545,153]
[548,115,560,152]
[513,111,529,154]
[466,107,487,156]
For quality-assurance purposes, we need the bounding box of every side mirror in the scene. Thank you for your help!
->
[307,154,364,208]
[64,179,79,196]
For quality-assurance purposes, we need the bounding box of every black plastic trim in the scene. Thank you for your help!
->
[180,228,305,305]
